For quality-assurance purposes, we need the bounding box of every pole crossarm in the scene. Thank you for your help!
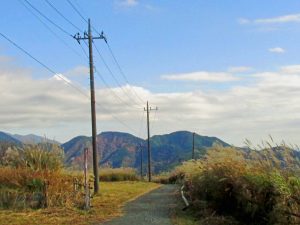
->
[73,31,107,44]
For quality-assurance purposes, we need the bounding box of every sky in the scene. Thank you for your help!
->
[1,0,300,146]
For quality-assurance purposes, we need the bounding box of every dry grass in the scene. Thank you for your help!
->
[0,181,160,225]
[0,167,82,209]
[99,168,139,182]
[171,146,300,225]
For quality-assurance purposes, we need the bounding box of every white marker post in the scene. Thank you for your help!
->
[84,147,90,209]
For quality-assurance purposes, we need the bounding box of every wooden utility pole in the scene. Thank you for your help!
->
[140,143,143,179]
[192,132,195,159]
[73,19,106,194]
[144,101,158,182]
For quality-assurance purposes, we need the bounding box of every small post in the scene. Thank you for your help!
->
[84,147,90,210]
[43,180,49,208]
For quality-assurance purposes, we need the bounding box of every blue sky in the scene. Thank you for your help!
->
[2,0,300,85]
[1,0,300,146]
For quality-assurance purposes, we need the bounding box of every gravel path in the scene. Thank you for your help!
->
[103,185,177,225]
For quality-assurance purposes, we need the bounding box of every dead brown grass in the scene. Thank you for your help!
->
[0,181,160,225]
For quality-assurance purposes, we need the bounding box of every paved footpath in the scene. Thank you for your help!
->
[103,185,177,225]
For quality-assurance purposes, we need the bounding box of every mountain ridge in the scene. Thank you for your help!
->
[62,130,229,172]
[2,130,300,173]
[0,131,23,146]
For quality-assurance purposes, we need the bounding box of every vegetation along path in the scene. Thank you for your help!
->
[103,184,177,225]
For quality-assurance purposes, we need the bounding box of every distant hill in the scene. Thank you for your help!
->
[62,131,230,173]
[12,134,60,145]
[242,146,300,170]
[62,135,92,165]
[62,132,144,169]
[150,131,230,171]
[2,130,300,174]
[0,131,22,146]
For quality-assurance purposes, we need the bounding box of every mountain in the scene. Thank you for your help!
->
[63,131,230,173]
[11,134,60,145]
[150,131,230,171]
[62,132,144,169]
[62,135,92,165]
[242,146,300,170]
[0,131,22,146]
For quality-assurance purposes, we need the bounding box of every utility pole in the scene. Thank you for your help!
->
[192,132,195,159]
[73,19,106,194]
[144,101,158,182]
[140,143,143,180]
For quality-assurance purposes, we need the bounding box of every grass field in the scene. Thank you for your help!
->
[0,181,160,225]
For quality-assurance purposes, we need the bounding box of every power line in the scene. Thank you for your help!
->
[93,42,143,107]
[151,108,158,132]
[20,1,141,133]
[73,21,139,140]
[105,42,145,104]
[95,101,138,134]
[1,32,138,139]
[66,0,88,23]
[94,66,141,110]
[94,43,127,90]
[78,41,89,59]
[23,0,72,36]
[65,0,145,105]
[79,40,141,109]
[18,0,84,60]
[66,0,100,38]
[0,32,89,99]
[1,17,138,134]
[138,111,145,138]
[44,0,83,32]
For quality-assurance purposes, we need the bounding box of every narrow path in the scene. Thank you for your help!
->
[103,185,177,225]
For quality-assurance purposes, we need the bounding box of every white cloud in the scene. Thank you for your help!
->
[238,18,250,25]
[280,65,300,74]
[228,66,252,73]
[255,13,300,24]
[239,13,300,25]
[161,71,239,82]
[65,66,89,77]
[117,0,138,7]
[115,0,157,11]
[51,74,72,84]
[269,47,285,54]
[2,60,300,147]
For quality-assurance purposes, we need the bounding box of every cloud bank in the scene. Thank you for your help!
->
[1,60,300,146]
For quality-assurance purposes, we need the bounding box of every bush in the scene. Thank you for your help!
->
[0,167,83,209]
[153,172,183,184]
[175,146,300,225]
[1,143,63,171]
[99,168,139,182]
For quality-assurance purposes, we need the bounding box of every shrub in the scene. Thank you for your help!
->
[1,143,63,171]
[175,146,300,225]
[0,167,83,209]
[99,168,139,182]
[153,172,183,184]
